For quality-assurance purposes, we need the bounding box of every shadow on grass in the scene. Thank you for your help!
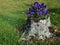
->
[48,8,60,27]
[0,14,26,30]
[49,8,60,14]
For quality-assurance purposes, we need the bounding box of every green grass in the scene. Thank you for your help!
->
[0,0,60,45]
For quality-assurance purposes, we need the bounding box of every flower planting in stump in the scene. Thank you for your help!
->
[18,2,60,45]
[26,2,49,19]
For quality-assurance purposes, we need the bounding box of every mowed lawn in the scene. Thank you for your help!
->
[0,0,60,45]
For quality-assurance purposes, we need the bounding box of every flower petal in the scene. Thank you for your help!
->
[44,9,49,16]
[34,2,39,5]
[37,11,42,15]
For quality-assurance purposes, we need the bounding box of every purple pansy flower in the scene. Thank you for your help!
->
[27,11,34,15]
[41,3,46,9]
[37,4,41,10]
[26,2,49,17]
[37,11,42,15]
[44,9,49,16]
[34,2,39,7]
[30,11,34,15]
